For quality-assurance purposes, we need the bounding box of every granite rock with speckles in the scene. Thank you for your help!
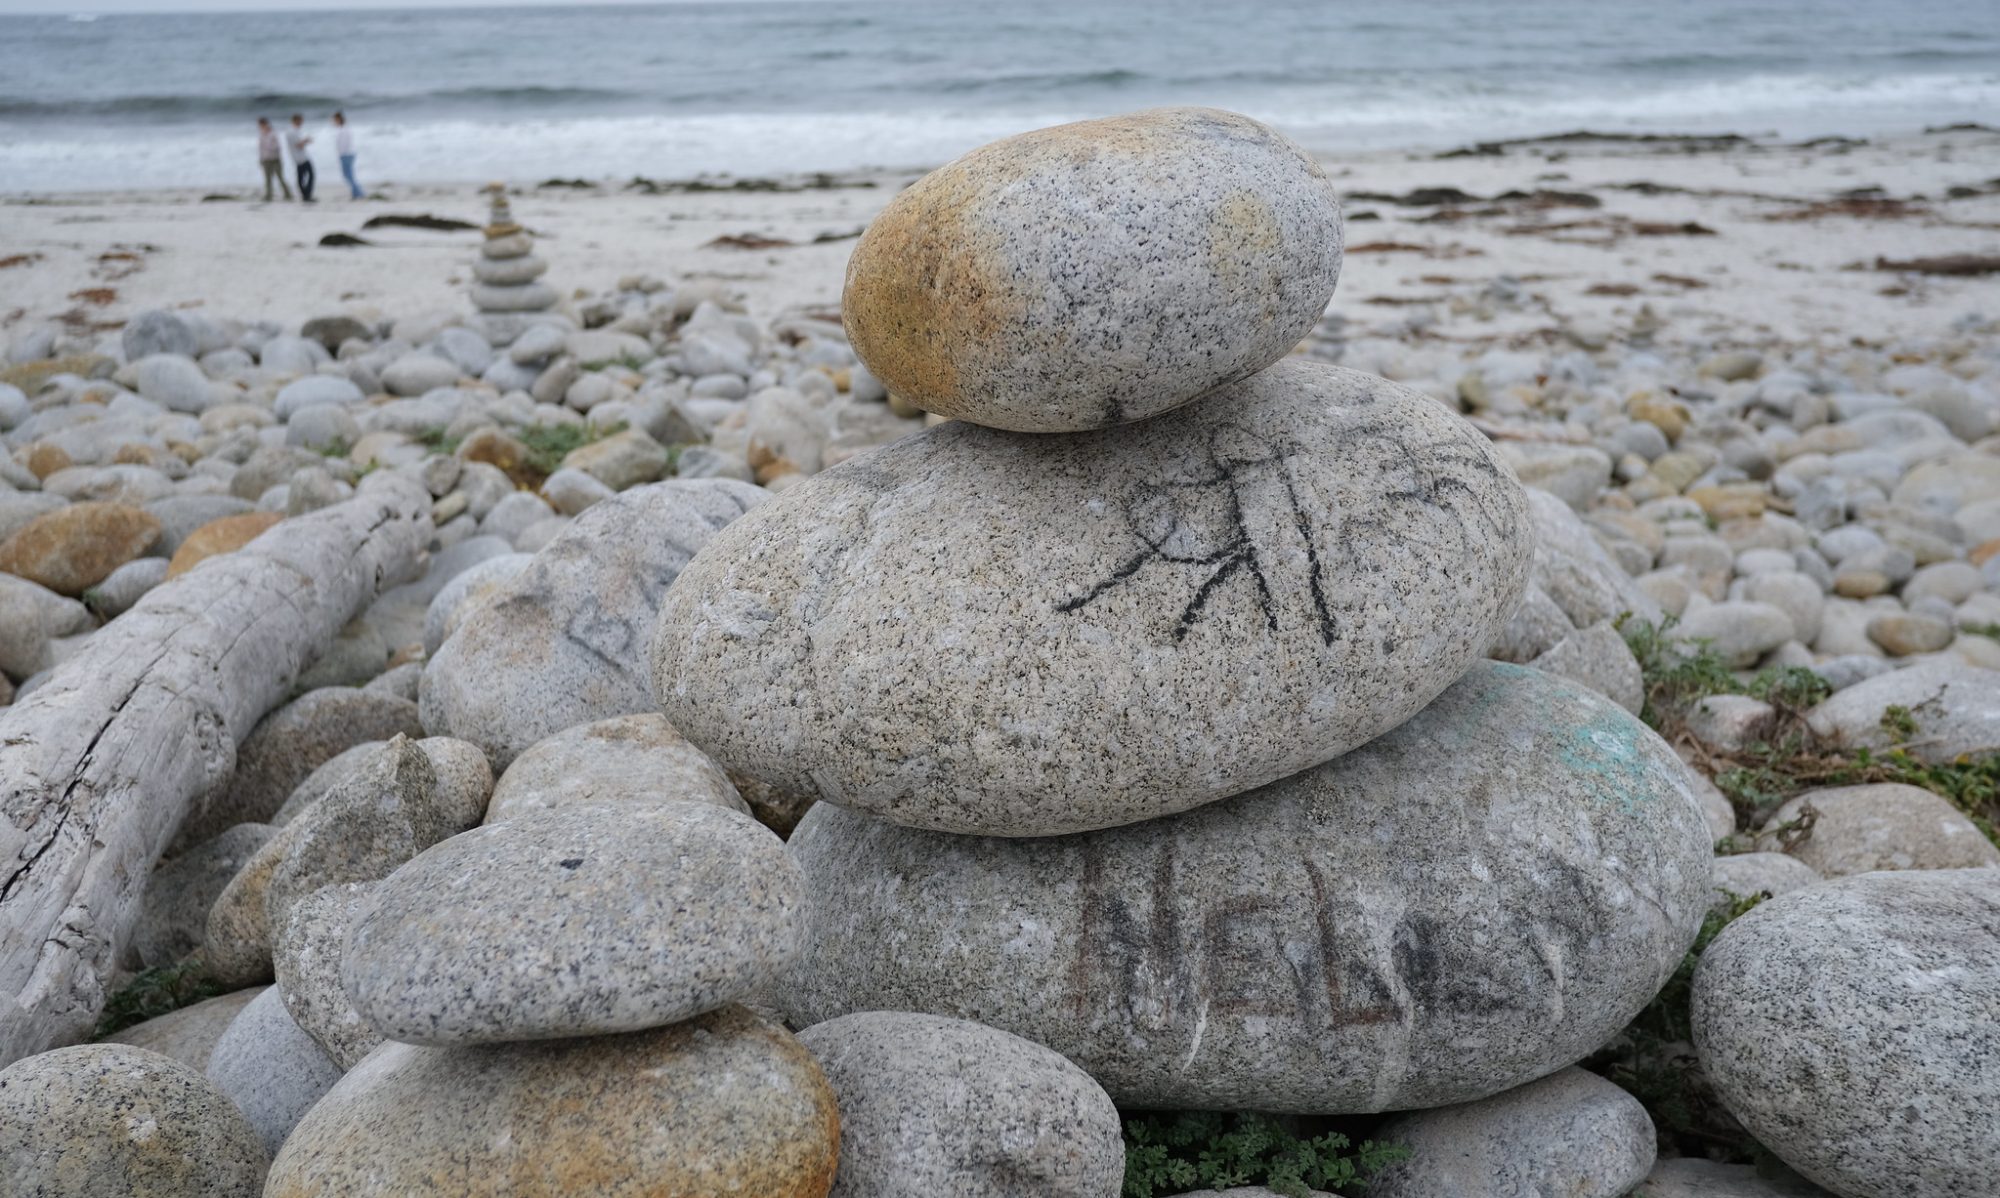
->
[265,1006,840,1198]
[345,801,804,1044]
[1804,659,2000,764]
[264,735,489,932]
[842,106,1342,433]
[797,1011,1124,1198]
[0,1043,268,1196]
[272,883,384,1070]
[179,686,424,849]
[103,987,266,1072]
[1367,1067,1655,1198]
[654,359,1531,837]
[483,713,747,824]
[1692,869,2000,1197]
[785,662,1711,1111]
[204,986,344,1158]
[421,478,767,768]
[1755,782,2000,876]
[202,735,488,987]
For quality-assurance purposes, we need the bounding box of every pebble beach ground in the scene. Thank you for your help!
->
[1,116,1997,1198]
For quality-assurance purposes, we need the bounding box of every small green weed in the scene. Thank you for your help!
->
[1121,1111,1405,1198]
[1964,622,2000,644]
[94,960,222,1038]
[516,421,625,477]
[313,436,353,459]
[413,426,462,457]
[1615,616,1829,733]
[581,353,650,373]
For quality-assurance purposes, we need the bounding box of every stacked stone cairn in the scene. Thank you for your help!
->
[645,108,1715,1196]
[468,183,559,345]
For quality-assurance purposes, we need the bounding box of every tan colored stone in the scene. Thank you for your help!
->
[166,511,283,578]
[1970,537,2000,567]
[457,425,539,487]
[21,442,71,480]
[0,1043,268,1196]
[266,1007,840,1198]
[0,500,161,596]
[1687,483,1768,522]
[1626,395,1690,443]
[843,107,1342,432]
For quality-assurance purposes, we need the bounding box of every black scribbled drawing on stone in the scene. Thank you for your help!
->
[1056,423,1337,644]
[1057,416,1520,646]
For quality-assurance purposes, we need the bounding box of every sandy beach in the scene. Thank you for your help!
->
[6,125,1997,350]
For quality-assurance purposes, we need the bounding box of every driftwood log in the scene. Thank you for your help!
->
[0,478,431,1064]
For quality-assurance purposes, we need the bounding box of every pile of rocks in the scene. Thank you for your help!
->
[649,107,1711,1196]
[3,106,1999,1198]
[467,183,559,341]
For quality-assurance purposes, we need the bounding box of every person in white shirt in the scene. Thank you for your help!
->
[255,117,292,202]
[285,113,316,203]
[332,111,365,200]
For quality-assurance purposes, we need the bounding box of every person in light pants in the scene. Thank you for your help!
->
[255,117,292,202]
[333,111,365,199]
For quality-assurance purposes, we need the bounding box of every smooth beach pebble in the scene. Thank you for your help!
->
[0,1043,269,1196]
[842,106,1343,432]
[343,800,806,1044]
[797,1011,1124,1198]
[265,1006,840,1198]
[652,358,1530,837]
[784,662,1712,1112]
[483,712,747,824]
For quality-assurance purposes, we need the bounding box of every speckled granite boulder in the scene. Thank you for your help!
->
[1755,782,2000,875]
[346,801,803,1044]
[786,662,1710,1111]
[422,478,766,768]
[798,1011,1122,1198]
[130,822,275,969]
[483,713,747,824]
[203,735,488,986]
[1367,1068,1655,1198]
[204,986,344,1157]
[265,735,489,931]
[103,986,266,1071]
[1804,659,2000,764]
[1693,869,2000,1197]
[180,686,424,848]
[843,107,1341,432]
[273,882,383,1069]
[0,1043,268,1195]
[656,360,1530,837]
[265,1006,839,1197]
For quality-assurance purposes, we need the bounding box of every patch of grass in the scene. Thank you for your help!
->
[1619,615,1999,842]
[312,436,353,460]
[1615,615,1830,733]
[93,960,223,1038]
[1120,1111,1405,1198]
[413,426,461,457]
[581,353,650,373]
[517,421,624,477]
[1965,622,2000,644]
[1589,892,1768,1163]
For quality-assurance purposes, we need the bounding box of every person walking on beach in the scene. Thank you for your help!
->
[332,111,364,199]
[286,113,316,203]
[256,117,292,202]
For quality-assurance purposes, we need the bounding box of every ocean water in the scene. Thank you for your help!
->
[1,0,1997,192]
